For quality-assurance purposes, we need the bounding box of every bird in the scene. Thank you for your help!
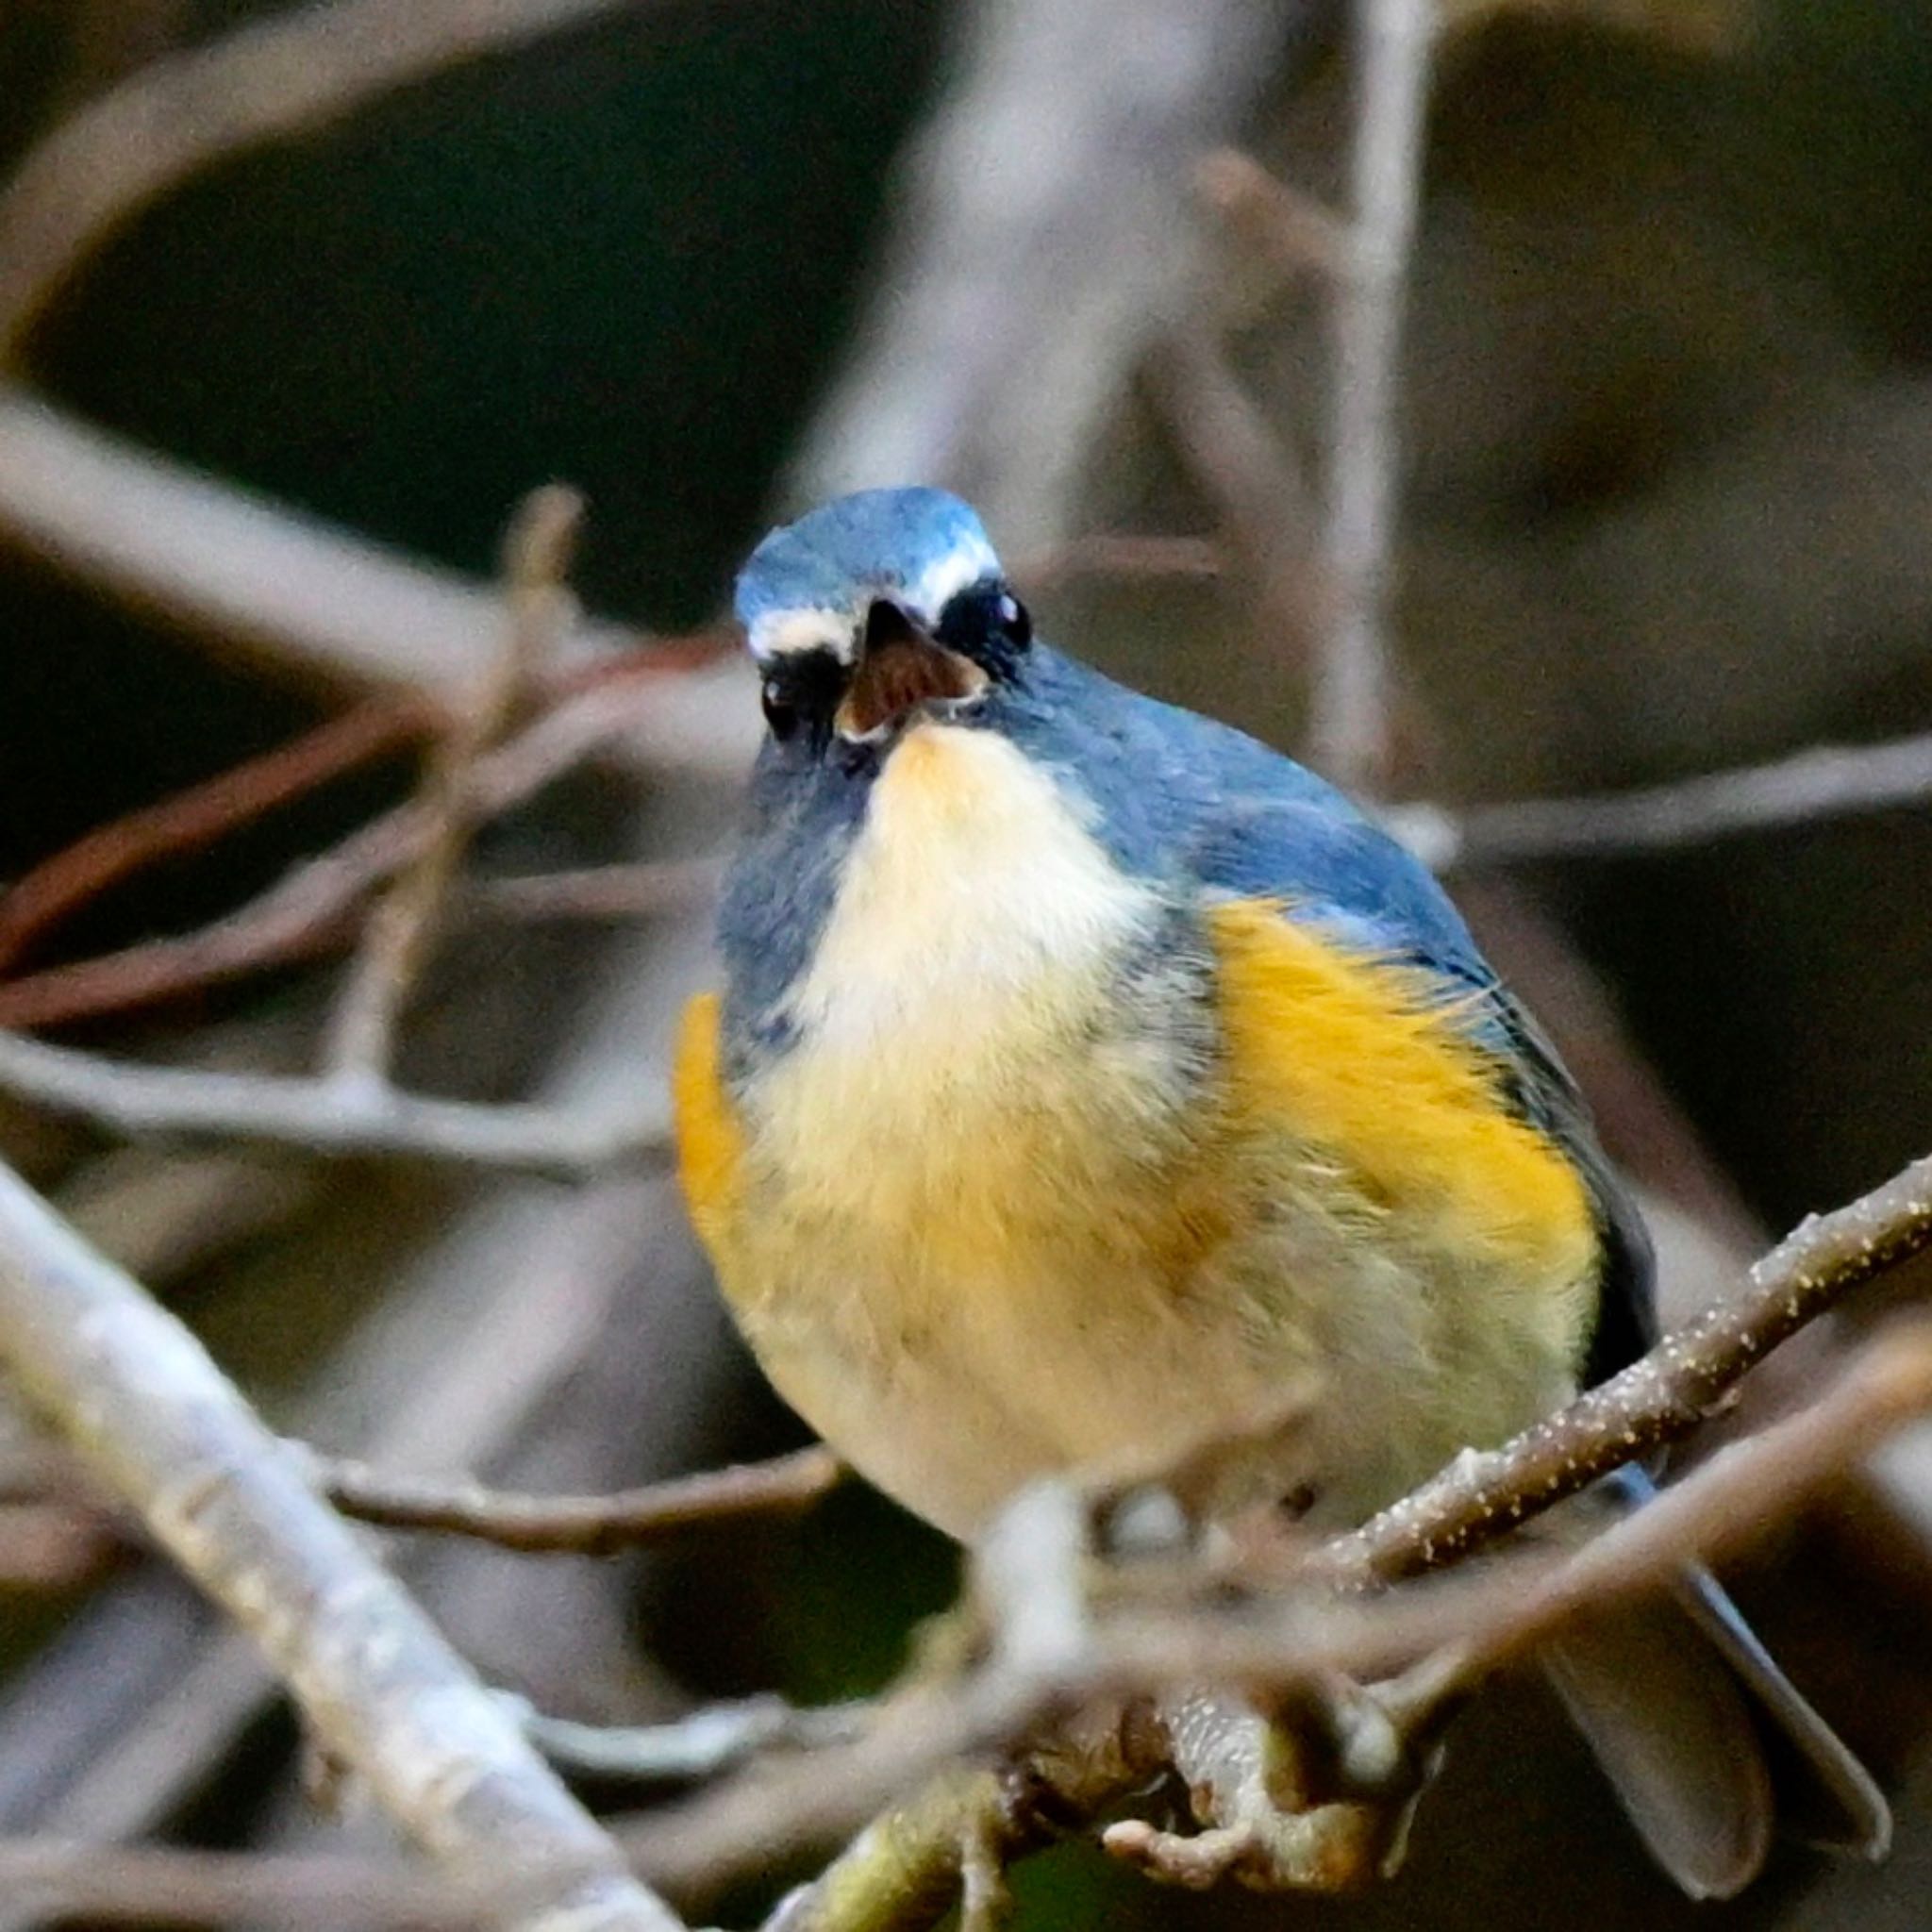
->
[673,485,1890,1897]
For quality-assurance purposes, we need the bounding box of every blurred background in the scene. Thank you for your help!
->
[1,0,1931,1925]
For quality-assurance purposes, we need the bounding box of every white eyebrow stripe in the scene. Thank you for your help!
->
[905,537,1001,624]
[747,607,856,664]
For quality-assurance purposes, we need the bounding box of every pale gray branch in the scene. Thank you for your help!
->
[0,1031,665,1175]
[0,389,758,765]
[525,1696,867,1786]
[1388,726,1932,872]
[0,1159,683,1931]
[790,0,1300,541]
[0,0,669,364]
[1309,0,1434,791]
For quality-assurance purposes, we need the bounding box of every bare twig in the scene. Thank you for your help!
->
[467,858,724,924]
[1,1442,845,1570]
[322,486,581,1086]
[314,1443,844,1554]
[0,0,678,366]
[1196,147,1352,284]
[1308,0,1435,792]
[525,1696,867,1786]
[0,668,717,1031]
[0,700,425,974]
[629,1152,1932,1909]
[1319,1150,1932,1587]
[0,389,755,733]
[1146,327,1327,669]
[1389,726,1932,872]
[0,1158,683,1930]
[0,1030,664,1175]
[1010,532,1226,592]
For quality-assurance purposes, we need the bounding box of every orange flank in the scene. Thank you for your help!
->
[1208,897,1597,1301]
[672,991,743,1261]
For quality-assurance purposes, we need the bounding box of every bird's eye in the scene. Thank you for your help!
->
[760,679,799,741]
[936,580,1032,671]
[996,591,1032,649]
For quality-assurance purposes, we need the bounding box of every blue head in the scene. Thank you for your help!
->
[718,486,1411,1060]
[734,487,1031,746]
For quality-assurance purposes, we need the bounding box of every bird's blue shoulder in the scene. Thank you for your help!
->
[985,650,1655,1380]
[988,646,1491,988]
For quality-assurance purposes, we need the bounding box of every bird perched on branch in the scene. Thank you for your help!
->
[675,486,1887,1897]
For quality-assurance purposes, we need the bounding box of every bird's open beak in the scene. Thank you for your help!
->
[836,599,987,741]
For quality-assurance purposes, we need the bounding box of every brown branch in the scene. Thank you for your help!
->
[0,1030,665,1175]
[1389,726,1932,873]
[322,485,581,1086]
[467,857,724,924]
[1308,0,1435,792]
[0,1158,684,1930]
[1009,532,1226,593]
[0,699,426,974]
[0,667,701,1030]
[1196,147,1351,285]
[1318,1148,1932,1587]
[0,0,677,367]
[1145,326,1327,670]
[316,1443,845,1554]
[629,1150,1932,1915]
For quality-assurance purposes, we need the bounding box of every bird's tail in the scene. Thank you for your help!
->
[1540,1476,1890,1898]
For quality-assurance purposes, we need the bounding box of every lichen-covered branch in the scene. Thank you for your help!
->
[1319,1149,1932,1587]
[634,1151,1932,1924]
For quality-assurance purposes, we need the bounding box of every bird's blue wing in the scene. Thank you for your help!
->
[1172,732,1658,1383]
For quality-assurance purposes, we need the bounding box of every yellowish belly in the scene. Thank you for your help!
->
[676,722,1598,1540]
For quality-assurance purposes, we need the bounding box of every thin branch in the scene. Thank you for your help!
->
[0,0,676,366]
[1011,531,1227,592]
[1319,1150,1932,1587]
[467,857,724,924]
[0,1158,683,1930]
[1388,726,1932,872]
[0,699,426,974]
[1308,0,1435,792]
[322,485,581,1086]
[1145,326,1328,671]
[0,388,756,735]
[0,1031,665,1175]
[0,667,708,1031]
[1196,147,1352,284]
[629,1150,1932,1909]
[315,1443,845,1554]
[526,1696,867,1786]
